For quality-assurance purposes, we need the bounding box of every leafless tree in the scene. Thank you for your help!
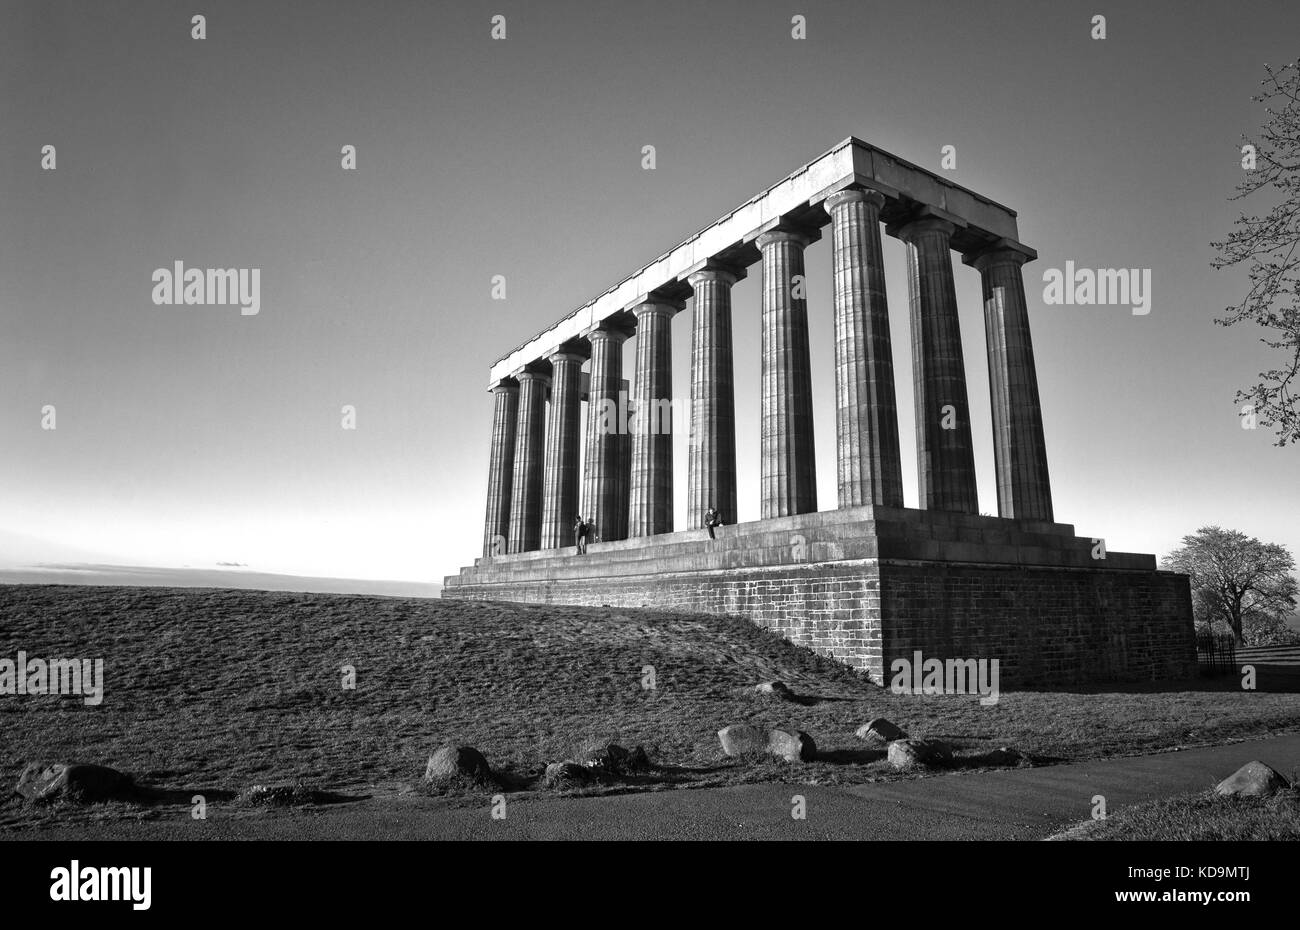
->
[1213,60,1300,446]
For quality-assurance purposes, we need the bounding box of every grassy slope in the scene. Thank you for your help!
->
[1051,788,1300,840]
[2,585,1299,802]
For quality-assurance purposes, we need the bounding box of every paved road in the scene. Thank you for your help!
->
[14,733,1299,841]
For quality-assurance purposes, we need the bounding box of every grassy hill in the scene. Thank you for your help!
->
[3,584,1299,808]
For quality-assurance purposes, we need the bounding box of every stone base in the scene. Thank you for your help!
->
[442,505,1196,686]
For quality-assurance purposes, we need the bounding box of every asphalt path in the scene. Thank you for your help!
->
[14,733,1299,841]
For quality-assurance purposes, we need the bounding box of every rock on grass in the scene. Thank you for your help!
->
[718,725,817,763]
[1215,761,1290,798]
[238,784,322,807]
[767,728,817,762]
[718,724,768,757]
[888,739,953,770]
[544,762,596,787]
[855,718,908,743]
[15,762,130,804]
[754,681,795,701]
[424,745,492,784]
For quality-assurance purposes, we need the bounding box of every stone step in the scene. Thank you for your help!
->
[446,538,1155,587]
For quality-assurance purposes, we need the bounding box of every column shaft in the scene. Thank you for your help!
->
[540,351,584,548]
[506,371,548,552]
[898,217,979,513]
[687,268,738,527]
[974,248,1053,521]
[628,302,675,537]
[482,381,518,556]
[825,189,904,508]
[758,229,817,518]
[581,329,628,543]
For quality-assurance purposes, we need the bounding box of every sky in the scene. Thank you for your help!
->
[2,0,1298,591]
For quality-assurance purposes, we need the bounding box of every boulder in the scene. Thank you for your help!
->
[423,745,491,784]
[576,742,630,771]
[888,739,953,770]
[1214,761,1290,798]
[754,681,795,701]
[855,718,908,743]
[15,762,129,803]
[767,728,817,763]
[718,724,768,757]
[543,761,594,787]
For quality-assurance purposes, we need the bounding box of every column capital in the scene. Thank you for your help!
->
[888,206,968,243]
[488,377,519,394]
[962,237,1038,270]
[585,325,630,346]
[823,187,887,213]
[514,369,551,385]
[629,299,682,321]
[747,215,821,248]
[545,349,587,365]
[890,214,957,243]
[686,265,741,289]
[683,257,745,287]
[756,227,812,250]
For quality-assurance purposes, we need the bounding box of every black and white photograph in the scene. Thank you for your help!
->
[2,0,1298,911]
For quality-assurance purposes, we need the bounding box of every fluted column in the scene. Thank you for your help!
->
[824,188,904,509]
[582,328,629,543]
[896,216,978,513]
[507,370,549,552]
[687,267,738,528]
[969,243,1053,521]
[540,350,585,548]
[482,380,518,556]
[757,229,817,518]
[628,301,676,537]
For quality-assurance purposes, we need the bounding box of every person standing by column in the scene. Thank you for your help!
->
[573,515,589,555]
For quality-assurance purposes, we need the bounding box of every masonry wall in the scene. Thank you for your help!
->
[441,558,1197,686]
[443,560,885,681]
[878,562,1196,686]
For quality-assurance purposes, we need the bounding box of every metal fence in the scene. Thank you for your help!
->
[1195,632,1237,674]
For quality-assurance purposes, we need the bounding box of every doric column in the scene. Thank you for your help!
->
[824,188,904,509]
[540,349,585,548]
[686,265,739,528]
[895,215,978,514]
[757,228,817,518]
[967,242,1053,521]
[582,327,629,543]
[628,300,677,537]
[482,379,518,557]
[616,410,631,540]
[507,369,549,552]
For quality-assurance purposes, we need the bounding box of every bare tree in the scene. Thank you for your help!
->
[1162,526,1297,644]
[1212,60,1300,446]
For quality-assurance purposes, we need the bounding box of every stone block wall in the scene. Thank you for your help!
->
[441,555,1196,686]
[878,561,1196,686]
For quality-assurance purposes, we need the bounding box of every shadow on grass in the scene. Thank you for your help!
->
[131,786,241,804]
[786,693,859,706]
[814,748,889,765]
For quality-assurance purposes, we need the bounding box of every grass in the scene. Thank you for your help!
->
[1051,787,1300,840]
[2,584,1299,828]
